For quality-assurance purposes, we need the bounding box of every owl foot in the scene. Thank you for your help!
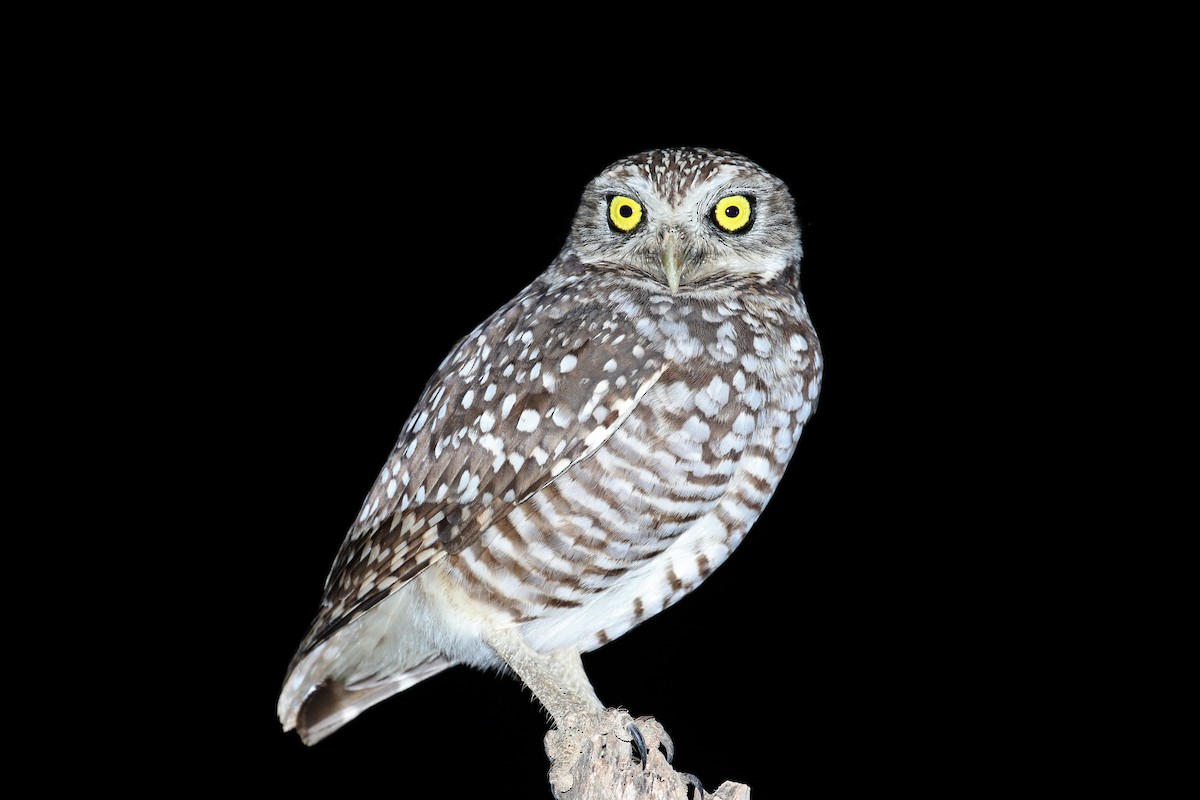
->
[628,715,674,765]
[545,709,689,798]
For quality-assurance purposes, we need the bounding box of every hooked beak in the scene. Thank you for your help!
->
[661,229,682,294]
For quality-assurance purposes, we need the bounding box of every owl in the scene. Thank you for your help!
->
[278,148,823,766]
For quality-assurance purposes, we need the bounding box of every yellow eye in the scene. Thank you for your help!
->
[608,195,643,233]
[712,194,755,234]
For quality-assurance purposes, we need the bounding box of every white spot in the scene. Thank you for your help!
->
[632,344,645,359]
[740,353,760,373]
[502,394,517,418]
[733,411,756,435]
[584,423,609,448]
[415,485,426,504]
[413,410,429,432]
[435,483,449,501]
[682,415,711,442]
[604,359,617,372]
[458,356,480,377]
[508,452,525,471]
[461,473,482,503]
[530,362,541,380]
[521,330,533,345]
[696,375,729,416]
[503,363,514,377]
[743,454,772,480]
[503,489,517,503]
[743,387,765,410]
[484,384,497,401]
[552,407,573,427]
[732,370,747,391]
[479,410,495,432]
[530,446,548,466]
[782,384,806,411]
[808,379,820,400]
[560,354,577,373]
[790,333,809,352]
[775,427,792,449]
[386,479,397,498]
[754,336,772,356]
[457,470,471,491]
[462,389,475,408]
[517,409,541,432]
[542,371,558,392]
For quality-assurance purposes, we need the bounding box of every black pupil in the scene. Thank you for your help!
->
[725,206,740,218]
[619,204,633,218]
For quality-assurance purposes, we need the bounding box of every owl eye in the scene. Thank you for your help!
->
[607,195,643,233]
[712,194,755,234]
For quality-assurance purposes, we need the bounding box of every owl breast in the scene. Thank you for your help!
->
[433,279,822,655]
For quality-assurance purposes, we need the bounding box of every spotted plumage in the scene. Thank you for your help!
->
[279,147,823,747]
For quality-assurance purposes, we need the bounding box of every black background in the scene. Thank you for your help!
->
[163,58,1037,797]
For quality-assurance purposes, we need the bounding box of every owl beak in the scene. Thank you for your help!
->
[660,229,682,294]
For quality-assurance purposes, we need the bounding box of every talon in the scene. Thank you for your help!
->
[659,727,675,763]
[628,722,649,767]
[680,771,706,799]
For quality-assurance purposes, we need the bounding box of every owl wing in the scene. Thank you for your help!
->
[296,277,665,656]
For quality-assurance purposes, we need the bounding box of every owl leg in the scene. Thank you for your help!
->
[496,638,672,762]
[485,628,680,796]
[484,627,603,722]
[544,648,672,762]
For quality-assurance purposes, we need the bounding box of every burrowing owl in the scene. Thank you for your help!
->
[279,148,822,765]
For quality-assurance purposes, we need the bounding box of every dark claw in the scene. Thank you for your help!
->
[680,772,706,799]
[628,722,649,768]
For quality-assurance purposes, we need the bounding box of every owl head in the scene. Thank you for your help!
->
[565,147,802,294]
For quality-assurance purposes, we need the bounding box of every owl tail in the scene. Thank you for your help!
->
[278,641,453,745]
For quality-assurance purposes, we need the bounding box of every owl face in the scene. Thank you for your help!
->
[567,148,802,293]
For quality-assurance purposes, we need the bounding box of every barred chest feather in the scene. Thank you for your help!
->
[426,269,823,656]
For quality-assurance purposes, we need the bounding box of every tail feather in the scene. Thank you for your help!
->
[279,645,454,745]
[296,656,452,745]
